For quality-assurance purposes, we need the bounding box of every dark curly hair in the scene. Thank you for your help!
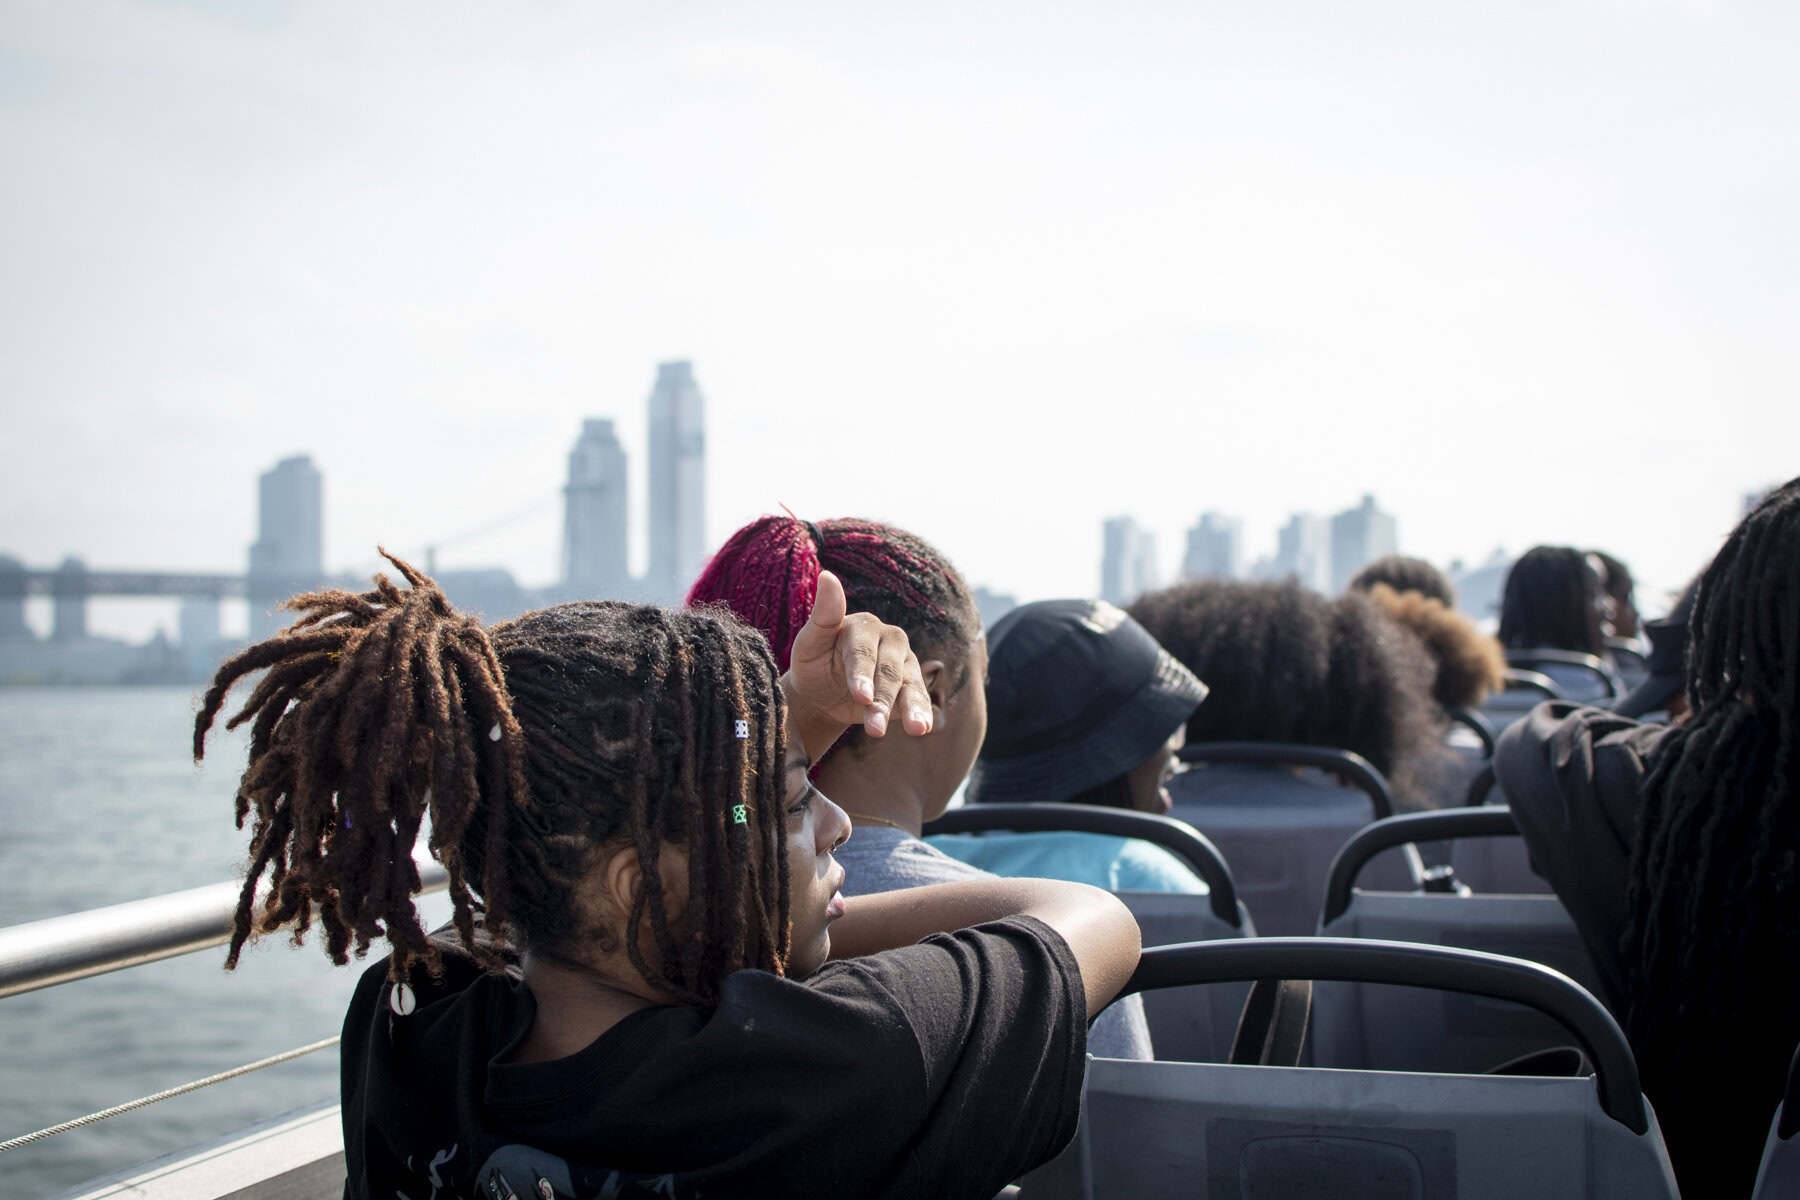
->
[1363,583,1506,710]
[1348,556,1456,608]
[1497,545,1607,656]
[1128,579,1438,802]
[194,552,793,1006]
[1620,476,1800,1184]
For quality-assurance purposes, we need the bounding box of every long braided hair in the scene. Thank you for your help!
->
[1622,478,1800,1091]
[193,552,792,1005]
[1497,545,1607,655]
[687,515,976,757]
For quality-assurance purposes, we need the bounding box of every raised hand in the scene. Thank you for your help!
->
[782,571,933,760]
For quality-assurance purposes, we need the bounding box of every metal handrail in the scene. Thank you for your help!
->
[0,854,448,999]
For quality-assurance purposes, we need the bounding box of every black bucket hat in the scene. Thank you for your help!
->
[966,599,1208,806]
[1612,614,1689,718]
[1612,578,1700,719]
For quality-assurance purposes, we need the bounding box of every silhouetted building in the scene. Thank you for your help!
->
[0,556,28,640]
[972,586,1018,630]
[563,418,630,598]
[248,455,324,639]
[1101,517,1159,606]
[1182,513,1243,580]
[1329,494,1398,593]
[646,361,707,603]
[178,596,222,679]
[1274,513,1332,593]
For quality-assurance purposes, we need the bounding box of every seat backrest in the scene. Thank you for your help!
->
[1314,808,1602,1073]
[1481,668,1562,731]
[1450,762,1553,895]
[1171,744,1422,937]
[921,803,1254,1063]
[1753,1044,1800,1199]
[1024,939,1679,1200]
[1505,649,1623,702]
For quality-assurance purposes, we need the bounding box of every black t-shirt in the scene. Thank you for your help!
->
[341,915,1087,1200]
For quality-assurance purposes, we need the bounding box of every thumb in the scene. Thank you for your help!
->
[806,569,847,636]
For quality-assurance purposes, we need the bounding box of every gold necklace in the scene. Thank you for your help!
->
[843,811,915,835]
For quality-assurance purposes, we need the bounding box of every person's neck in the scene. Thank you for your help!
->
[513,950,664,1063]
[816,751,934,839]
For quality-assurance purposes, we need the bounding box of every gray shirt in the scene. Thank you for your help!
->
[836,825,1153,1060]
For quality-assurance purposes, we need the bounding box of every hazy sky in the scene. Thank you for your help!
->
[3,0,1796,639]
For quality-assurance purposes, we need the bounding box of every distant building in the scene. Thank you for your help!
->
[1451,549,1513,628]
[1329,494,1398,594]
[563,418,631,599]
[1100,517,1159,606]
[972,586,1018,630]
[646,361,707,604]
[1745,485,1779,516]
[247,454,324,639]
[1182,513,1243,581]
[178,596,223,680]
[1273,513,1332,593]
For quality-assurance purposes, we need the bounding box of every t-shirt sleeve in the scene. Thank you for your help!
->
[807,914,1088,1194]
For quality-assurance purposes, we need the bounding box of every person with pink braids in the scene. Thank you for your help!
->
[688,514,1155,1059]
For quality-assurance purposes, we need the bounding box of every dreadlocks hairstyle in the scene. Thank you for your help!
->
[1347,555,1457,608]
[193,552,792,1006]
[1621,477,1800,1120]
[1496,545,1607,656]
[1129,579,1439,804]
[687,515,977,755]
[1363,583,1507,711]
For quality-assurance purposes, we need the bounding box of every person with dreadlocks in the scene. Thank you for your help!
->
[1496,545,1621,700]
[1495,476,1800,1197]
[685,513,1162,1060]
[195,552,1140,1199]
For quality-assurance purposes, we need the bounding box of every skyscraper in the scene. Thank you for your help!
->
[646,361,707,603]
[563,418,630,598]
[1273,513,1332,593]
[1182,513,1244,581]
[1100,516,1159,606]
[1329,494,1398,593]
[247,454,323,639]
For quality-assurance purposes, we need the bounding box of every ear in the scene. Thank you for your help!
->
[596,842,691,932]
[920,659,950,726]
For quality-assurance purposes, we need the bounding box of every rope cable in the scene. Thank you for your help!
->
[0,1036,339,1154]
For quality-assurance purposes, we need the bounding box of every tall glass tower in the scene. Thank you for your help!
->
[646,361,706,603]
[563,418,630,598]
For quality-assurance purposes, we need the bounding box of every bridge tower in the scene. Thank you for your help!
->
[51,557,88,642]
[0,555,29,640]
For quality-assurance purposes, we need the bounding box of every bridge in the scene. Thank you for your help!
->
[0,560,365,643]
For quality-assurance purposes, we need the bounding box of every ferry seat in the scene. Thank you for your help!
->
[1753,1043,1800,1199]
[1452,761,1552,895]
[1311,808,1603,1075]
[1167,742,1422,938]
[1504,649,1623,704]
[1480,668,1561,732]
[924,802,1253,1064]
[1020,938,1679,1200]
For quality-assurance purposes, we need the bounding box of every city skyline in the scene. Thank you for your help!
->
[4,4,1796,644]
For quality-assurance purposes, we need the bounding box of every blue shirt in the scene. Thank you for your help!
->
[926,831,1209,895]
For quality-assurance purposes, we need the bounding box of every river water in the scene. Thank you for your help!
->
[0,686,449,1196]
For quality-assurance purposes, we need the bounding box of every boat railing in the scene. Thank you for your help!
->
[0,855,448,1196]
